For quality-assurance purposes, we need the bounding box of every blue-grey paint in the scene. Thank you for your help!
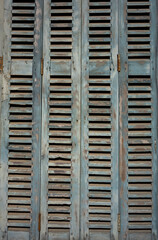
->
[111,0,119,238]
[31,0,43,239]
[118,0,129,238]
[0,0,157,240]
[150,0,158,239]
[0,0,12,239]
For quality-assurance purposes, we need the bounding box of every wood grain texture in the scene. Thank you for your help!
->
[150,0,158,238]
[0,0,12,239]
[40,0,51,239]
[70,0,81,239]
[80,0,89,238]
[30,0,43,239]
[111,0,119,239]
[0,1,157,239]
[118,0,129,238]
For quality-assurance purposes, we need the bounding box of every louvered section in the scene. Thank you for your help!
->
[127,0,150,60]
[51,1,72,60]
[11,0,35,60]
[48,76,72,234]
[128,76,152,233]
[87,0,113,236]
[126,0,153,234]
[89,0,111,60]
[88,76,112,234]
[7,75,33,231]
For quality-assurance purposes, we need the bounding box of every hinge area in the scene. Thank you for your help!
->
[118,213,121,232]
[41,58,44,76]
[0,57,3,74]
[38,213,41,232]
[117,54,121,72]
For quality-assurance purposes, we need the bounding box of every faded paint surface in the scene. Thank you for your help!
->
[0,0,157,240]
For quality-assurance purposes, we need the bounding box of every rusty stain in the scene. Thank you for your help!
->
[112,109,116,132]
[35,133,39,142]
[119,83,128,182]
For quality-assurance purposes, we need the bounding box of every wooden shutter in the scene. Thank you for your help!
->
[119,0,158,239]
[0,0,43,239]
[40,0,81,239]
[0,1,157,240]
[81,0,119,239]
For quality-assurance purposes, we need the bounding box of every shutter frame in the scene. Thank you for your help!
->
[119,0,129,238]
[80,0,89,238]
[40,0,51,238]
[150,0,158,237]
[30,0,43,239]
[111,0,119,238]
[0,0,12,238]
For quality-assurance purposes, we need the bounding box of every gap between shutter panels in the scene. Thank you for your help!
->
[7,0,36,232]
[127,0,153,234]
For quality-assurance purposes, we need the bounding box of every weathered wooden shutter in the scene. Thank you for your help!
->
[80,0,119,239]
[0,0,157,240]
[40,0,81,239]
[119,0,158,239]
[0,0,43,239]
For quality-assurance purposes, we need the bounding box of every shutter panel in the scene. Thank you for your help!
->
[41,0,81,239]
[0,1,157,239]
[81,0,119,239]
[119,0,158,239]
[0,0,43,239]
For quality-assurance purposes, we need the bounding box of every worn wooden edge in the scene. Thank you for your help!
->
[110,0,119,239]
[150,0,158,238]
[30,0,43,239]
[118,0,129,238]
[0,0,4,165]
[70,0,81,239]
[80,0,89,238]
[40,0,51,239]
[0,0,12,239]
